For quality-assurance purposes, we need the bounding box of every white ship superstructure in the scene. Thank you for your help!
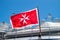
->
[0,14,60,40]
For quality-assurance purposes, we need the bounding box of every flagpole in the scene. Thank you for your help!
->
[37,8,41,40]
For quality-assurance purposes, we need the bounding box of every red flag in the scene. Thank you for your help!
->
[10,8,39,29]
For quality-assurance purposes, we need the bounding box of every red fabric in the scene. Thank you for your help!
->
[10,8,39,29]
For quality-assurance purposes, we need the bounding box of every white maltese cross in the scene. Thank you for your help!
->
[20,14,29,24]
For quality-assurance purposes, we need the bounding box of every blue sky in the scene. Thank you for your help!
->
[0,0,60,23]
